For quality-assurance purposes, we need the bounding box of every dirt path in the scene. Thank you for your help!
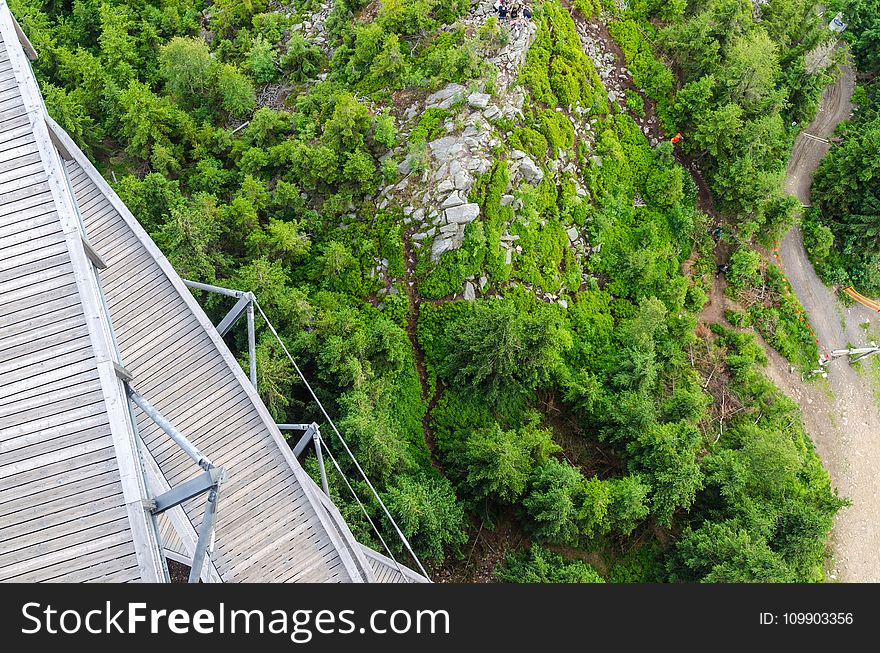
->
[775,58,880,582]
[402,233,445,471]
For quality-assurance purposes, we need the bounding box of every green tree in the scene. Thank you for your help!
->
[384,475,467,563]
[451,419,559,503]
[213,63,256,118]
[245,35,278,84]
[440,300,570,401]
[281,34,324,83]
[523,459,583,544]
[496,545,604,583]
[159,37,212,104]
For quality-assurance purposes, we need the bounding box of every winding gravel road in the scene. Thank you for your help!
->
[776,58,880,581]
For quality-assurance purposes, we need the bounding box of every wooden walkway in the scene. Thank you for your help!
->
[0,0,426,582]
[0,1,426,583]
[0,9,165,582]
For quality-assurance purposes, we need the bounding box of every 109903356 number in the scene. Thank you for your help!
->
[782,613,853,625]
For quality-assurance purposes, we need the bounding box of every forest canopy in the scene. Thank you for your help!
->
[10,0,846,582]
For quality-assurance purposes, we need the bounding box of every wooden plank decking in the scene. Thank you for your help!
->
[58,133,368,583]
[0,13,165,582]
[0,0,426,583]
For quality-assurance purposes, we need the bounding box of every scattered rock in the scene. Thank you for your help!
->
[463,281,476,301]
[567,227,579,242]
[432,236,457,261]
[453,170,472,191]
[519,157,544,184]
[441,192,466,209]
[467,92,491,109]
[483,105,502,122]
[426,83,467,109]
[445,203,480,225]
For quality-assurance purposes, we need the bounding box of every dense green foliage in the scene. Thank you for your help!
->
[13,0,845,581]
[669,327,846,581]
[609,0,837,239]
[809,4,880,292]
[495,545,604,582]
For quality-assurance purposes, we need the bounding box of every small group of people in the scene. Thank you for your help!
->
[493,0,532,22]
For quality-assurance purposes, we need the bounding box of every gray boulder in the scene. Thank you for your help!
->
[467,92,491,110]
[445,203,480,224]
[519,157,544,184]
[441,192,466,209]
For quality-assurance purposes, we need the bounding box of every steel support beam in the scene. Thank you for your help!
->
[189,480,223,584]
[150,467,224,514]
[314,431,330,496]
[127,388,213,470]
[292,423,318,458]
[215,294,251,336]
[183,279,246,299]
[247,299,257,390]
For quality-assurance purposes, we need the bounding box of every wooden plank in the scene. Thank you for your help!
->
[217,492,310,553]
[0,193,56,223]
[90,564,142,583]
[0,216,62,251]
[0,75,20,93]
[0,149,41,175]
[0,84,23,104]
[101,267,168,312]
[124,325,226,385]
[0,415,111,466]
[128,355,249,423]
[146,414,267,478]
[0,242,68,280]
[0,95,25,115]
[0,444,116,495]
[212,484,308,539]
[0,530,136,582]
[91,237,147,271]
[32,545,139,583]
[0,290,81,338]
[145,413,269,478]
[109,289,189,348]
[0,206,59,240]
[0,177,50,208]
[279,542,344,583]
[145,409,269,470]
[0,502,129,561]
[0,250,71,291]
[0,255,69,298]
[0,368,96,418]
[0,312,87,363]
[0,458,121,510]
[0,118,40,150]
[0,279,77,320]
[75,184,115,215]
[0,268,79,313]
[0,477,124,526]
[0,376,100,425]
[235,530,336,583]
[0,130,36,157]
[79,203,127,240]
[0,164,48,196]
[0,425,109,472]
[0,332,93,381]
[0,344,93,399]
